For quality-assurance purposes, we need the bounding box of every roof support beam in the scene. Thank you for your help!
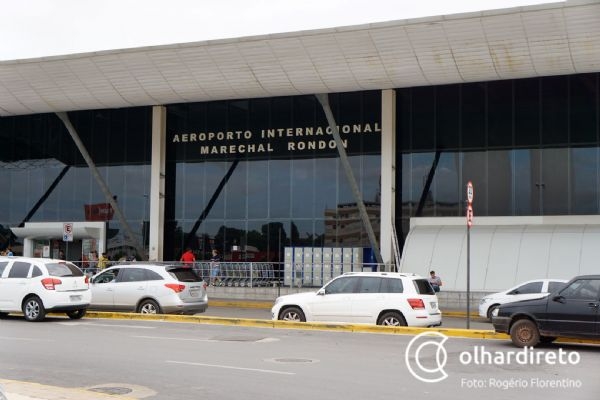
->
[316,93,383,265]
[56,111,146,260]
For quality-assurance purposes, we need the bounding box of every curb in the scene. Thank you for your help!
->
[208,299,481,318]
[83,311,600,345]
[84,311,507,340]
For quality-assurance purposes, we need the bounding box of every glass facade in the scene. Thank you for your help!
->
[0,108,152,259]
[396,73,600,247]
[165,92,382,261]
[1,72,598,261]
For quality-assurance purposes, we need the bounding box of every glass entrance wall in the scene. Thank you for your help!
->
[396,73,600,247]
[0,108,152,258]
[165,92,382,262]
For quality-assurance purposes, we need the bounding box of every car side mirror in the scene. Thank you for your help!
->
[317,288,326,296]
[552,295,566,304]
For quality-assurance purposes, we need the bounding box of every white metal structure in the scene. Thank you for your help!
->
[0,1,599,117]
[400,216,600,291]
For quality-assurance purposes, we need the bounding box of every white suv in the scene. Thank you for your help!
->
[272,272,442,326]
[0,256,91,322]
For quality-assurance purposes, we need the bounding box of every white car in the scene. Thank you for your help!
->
[89,263,208,314]
[0,256,91,322]
[271,272,442,326]
[478,278,568,320]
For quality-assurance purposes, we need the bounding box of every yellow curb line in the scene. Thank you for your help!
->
[0,378,138,400]
[208,300,481,319]
[84,311,508,340]
[83,312,600,345]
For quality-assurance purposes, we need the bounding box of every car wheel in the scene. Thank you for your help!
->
[377,312,407,326]
[279,306,306,322]
[138,299,162,314]
[510,319,540,347]
[66,309,87,319]
[22,296,46,322]
[487,305,500,321]
[540,336,557,344]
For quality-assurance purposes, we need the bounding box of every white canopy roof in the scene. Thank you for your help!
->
[0,0,598,116]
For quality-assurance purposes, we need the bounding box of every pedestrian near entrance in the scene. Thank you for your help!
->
[98,252,109,270]
[429,270,442,292]
[180,247,195,266]
[210,249,222,286]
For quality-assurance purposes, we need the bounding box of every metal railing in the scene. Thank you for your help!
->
[69,260,387,288]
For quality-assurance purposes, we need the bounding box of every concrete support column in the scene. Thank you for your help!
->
[149,106,166,261]
[380,89,396,269]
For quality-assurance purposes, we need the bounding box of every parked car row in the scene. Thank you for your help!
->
[0,256,208,321]
[492,274,600,347]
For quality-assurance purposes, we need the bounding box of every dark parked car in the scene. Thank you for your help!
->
[492,275,600,347]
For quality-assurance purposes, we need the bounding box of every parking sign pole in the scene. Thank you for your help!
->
[466,182,474,330]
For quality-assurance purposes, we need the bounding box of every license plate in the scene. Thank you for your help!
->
[70,295,82,301]
[430,302,437,309]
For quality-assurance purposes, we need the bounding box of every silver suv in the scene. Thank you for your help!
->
[272,272,442,326]
[0,256,91,321]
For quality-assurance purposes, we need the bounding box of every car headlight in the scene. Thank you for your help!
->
[479,297,490,305]
[491,307,500,317]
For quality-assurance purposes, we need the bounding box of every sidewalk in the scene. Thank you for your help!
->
[0,379,140,400]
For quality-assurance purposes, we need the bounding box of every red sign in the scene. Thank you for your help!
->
[84,203,114,221]
[466,204,474,228]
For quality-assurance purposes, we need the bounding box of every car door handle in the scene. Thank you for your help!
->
[106,288,113,292]
[137,287,145,290]
[588,302,599,308]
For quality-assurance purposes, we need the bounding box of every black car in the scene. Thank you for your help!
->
[492,274,600,347]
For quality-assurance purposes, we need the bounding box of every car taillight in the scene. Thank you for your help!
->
[165,283,186,293]
[407,298,425,310]
[84,276,89,285]
[41,278,62,290]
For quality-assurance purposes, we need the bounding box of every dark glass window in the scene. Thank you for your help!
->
[487,80,513,148]
[541,76,568,145]
[358,277,382,293]
[411,87,435,151]
[381,277,404,293]
[0,261,7,276]
[325,276,358,294]
[436,85,460,150]
[8,262,30,278]
[414,279,435,295]
[118,268,146,282]
[570,74,598,145]
[548,281,566,293]
[31,266,43,278]
[462,83,486,149]
[515,78,540,147]
[511,281,543,294]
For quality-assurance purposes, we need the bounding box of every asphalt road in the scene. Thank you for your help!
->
[203,305,494,330]
[1,316,598,400]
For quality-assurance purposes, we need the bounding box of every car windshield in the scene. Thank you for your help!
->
[46,262,84,277]
[167,267,203,282]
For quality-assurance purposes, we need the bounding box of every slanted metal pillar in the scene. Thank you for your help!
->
[380,89,396,270]
[56,112,146,260]
[315,94,383,265]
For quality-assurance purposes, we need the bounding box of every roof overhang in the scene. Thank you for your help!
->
[0,0,599,117]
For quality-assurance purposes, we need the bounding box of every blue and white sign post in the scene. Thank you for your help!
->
[63,223,74,242]
[466,182,474,329]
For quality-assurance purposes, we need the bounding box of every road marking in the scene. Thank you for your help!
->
[0,336,53,342]
[134,335,216,342]
[166,360,295,375]
[57,322,156,329]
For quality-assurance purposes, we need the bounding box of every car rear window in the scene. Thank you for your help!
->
[46,262,84,277]
[414,279,435,295]
[168,267,203,282]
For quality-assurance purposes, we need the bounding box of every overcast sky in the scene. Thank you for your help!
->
[1,0,562,61]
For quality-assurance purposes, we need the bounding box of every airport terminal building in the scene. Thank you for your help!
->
[1,1,599,290]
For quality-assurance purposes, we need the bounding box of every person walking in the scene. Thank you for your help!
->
[429,270,442,292]
[210,249,222,286]
[180,247,195,266]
